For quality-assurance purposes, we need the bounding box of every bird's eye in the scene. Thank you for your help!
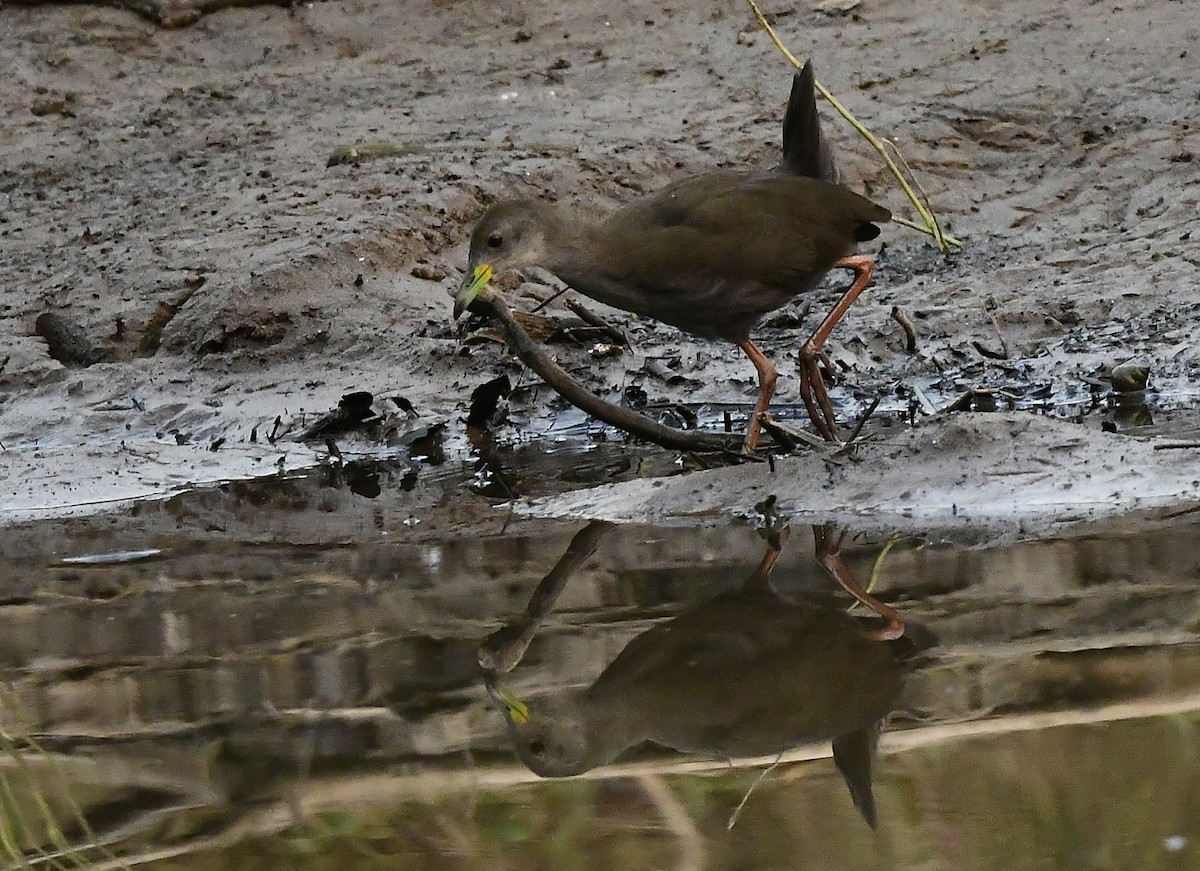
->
[528,740,546,756]
[487,232,503,249]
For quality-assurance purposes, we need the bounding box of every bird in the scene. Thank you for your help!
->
[485,524,927,828]
[455,61,890,450]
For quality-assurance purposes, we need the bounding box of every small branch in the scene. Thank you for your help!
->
[971,339,1009,361]
[881,136,950,250]
[470,288,760,453]
[762,414,831,451]
[727,754,784,830]
[758,416,798,451]
[890,305,917,353]
[910,383,938,416]
[846,394,883,443]
[529,286,570,313]
[563,298,630,347]
[1160,503,1200,519]
[985,301,1010,359]
[478,520,614,673]
[865,533,912,596]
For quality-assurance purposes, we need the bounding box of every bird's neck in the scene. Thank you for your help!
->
[530,205,609,283]
[538,206,604,277]
[538,213,648,315]
[581,691,650,766]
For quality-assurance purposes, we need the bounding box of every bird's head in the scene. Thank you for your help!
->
[455,201,555,318]
[485,674,592,778]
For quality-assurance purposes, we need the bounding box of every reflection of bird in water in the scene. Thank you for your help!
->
[487,525,929,828]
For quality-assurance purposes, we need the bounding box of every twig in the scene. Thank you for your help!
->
[471,288,759,453]
[478,520,614,673]
[892,215,948,237]
[1160,503,1200,519]
[727,753,784,830]
[971,340,1009,361]
[641,775,706,866]
[881,136,948,250]
[979,299,1010,359]
[846,394,883,443]
[744,0,962,251]
[758,415,798,451]
[761,415,829,450]
[910,383,938,416]
[564,298,630,347]
[864,533,904,598]
[529,286,569,313]
[890,305,917,353]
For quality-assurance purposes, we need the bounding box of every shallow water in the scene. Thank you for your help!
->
[2,463,1200,870]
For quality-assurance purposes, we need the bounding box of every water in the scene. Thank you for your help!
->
[2,448,1199,870]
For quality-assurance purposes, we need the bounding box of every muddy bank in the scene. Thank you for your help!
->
[524,412,1200,546]
[1,0,1199,527]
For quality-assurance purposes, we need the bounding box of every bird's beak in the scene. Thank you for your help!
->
[454,264,494,319]
[483,672,529,724]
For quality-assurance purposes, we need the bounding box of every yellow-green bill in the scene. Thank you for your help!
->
[462,264,493,305]
[454,263,494,318]
[497,688,529,724]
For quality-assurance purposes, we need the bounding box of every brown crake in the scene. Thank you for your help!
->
[457,62,888,449]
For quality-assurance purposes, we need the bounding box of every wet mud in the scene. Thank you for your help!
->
[2,0,1199,523]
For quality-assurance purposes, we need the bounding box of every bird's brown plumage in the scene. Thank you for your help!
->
[465,173,887,342]
[458,62,889,447]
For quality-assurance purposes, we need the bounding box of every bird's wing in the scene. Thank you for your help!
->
[589,622,770,695]
[670,173,889,240]
[589,599,825,697]
[603,173,888,291]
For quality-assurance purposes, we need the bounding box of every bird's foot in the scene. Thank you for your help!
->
[740,429,762,456]
[797,353,841,443]
[752,495,790,554]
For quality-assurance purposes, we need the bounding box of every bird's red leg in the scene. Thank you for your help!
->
[812,523,904,640]
[798,362,836,442]
[738,339,778,453]
[806,255,876,351]
[798,255,876,442]
[755,522,791,578]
